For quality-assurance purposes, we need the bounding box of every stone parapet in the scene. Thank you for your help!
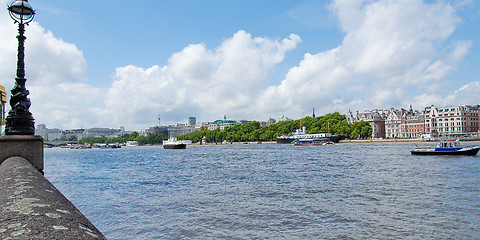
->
[0,157,106,239]
[0,135,43,172]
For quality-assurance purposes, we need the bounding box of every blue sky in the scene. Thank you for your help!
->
[1,0,480,130]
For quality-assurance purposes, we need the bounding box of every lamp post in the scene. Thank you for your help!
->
[5,0,35,135]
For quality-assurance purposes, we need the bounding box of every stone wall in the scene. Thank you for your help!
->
[0,157,106,239]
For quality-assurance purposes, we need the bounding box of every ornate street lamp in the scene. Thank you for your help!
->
[5,0,35,135]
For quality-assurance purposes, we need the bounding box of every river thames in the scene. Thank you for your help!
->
[44,142,480,239]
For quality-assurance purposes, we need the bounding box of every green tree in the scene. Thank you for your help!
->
[67,135,78,141]
[135,135,146,145]
[128,132,139,141]
[350,121,372,139]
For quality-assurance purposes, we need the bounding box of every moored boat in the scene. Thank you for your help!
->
[277,127,340,144]
[126,141,139,147]
[410,139,480,156]
[92,143,121,149]
[293,138,334,146]
[163,138,187,149]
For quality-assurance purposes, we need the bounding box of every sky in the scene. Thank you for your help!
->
[0,0,479,131]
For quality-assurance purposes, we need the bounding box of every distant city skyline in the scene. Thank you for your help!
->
[1,0,479,131]
[34,101,479,133]
[35,114,282,132]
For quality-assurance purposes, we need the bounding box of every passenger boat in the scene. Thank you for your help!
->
[277,127,339,144]
[293,138,334,146]
[163,138,190,149]
[410,139,480,155]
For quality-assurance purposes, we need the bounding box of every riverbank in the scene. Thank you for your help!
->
[340,137,480,143]
[339,138,431,143]
[190,137,480,145]
[190,139,429,146]
[192,141,277,145]
[45,137,480,149]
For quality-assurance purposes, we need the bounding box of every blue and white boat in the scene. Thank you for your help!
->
[410,139,480,156]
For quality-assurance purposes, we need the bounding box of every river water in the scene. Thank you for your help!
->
[44,142,480,239]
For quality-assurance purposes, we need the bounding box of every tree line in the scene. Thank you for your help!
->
[182,112,372,143]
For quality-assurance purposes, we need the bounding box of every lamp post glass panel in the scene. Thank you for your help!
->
[5,0,35,135]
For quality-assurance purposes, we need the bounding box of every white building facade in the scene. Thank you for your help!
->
[384,108,425,139]
[385,109,403,138]
[207,120,242,131]
[424,105,479,137]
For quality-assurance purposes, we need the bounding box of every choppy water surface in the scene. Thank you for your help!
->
[45,143,480,239]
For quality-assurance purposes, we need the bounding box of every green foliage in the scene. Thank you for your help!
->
[181,112,373,143]
[350,121,373,139]
[67,135,78,141]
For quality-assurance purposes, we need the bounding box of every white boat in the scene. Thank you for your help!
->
[126,141,139,147]
[277,126,339,144]
[163,138,189,149]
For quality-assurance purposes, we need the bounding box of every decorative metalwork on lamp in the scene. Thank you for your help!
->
[5,0,35,135]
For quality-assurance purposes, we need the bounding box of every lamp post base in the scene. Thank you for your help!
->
[5,114,35,135]
[0,135,43,172]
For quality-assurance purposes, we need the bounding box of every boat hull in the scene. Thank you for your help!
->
[163,144,186,149]
[294,141,334,146]
[277,135,343,144]
[411,147,480,156]
[276,138,294,144]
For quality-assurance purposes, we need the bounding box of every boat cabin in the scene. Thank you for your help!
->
[436,140,460,149]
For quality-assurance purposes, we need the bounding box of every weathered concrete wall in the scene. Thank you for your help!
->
[0,135,43,172]
[0,157,106,239]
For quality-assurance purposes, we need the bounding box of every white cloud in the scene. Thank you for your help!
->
[412,81,480,108]
[445,81,480,105]
[27,22,86,85]
[258,47,351,115]
[329,0,372,32]
[29,83,104,129]
[0,1,93,130]
[102,31,302,129]
[0,11,23,85]
[258,0,472,118]
[343,0,459,78]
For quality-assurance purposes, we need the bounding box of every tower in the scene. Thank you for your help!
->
[188,117,196,126]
